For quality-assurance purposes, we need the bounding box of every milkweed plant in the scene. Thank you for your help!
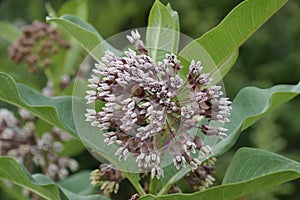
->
[0,0,299,200]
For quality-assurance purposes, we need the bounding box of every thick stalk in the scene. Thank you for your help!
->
[123,172,146,196]
[149,176,159,194]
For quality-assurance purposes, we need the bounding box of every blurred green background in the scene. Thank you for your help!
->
[0,0,300,199]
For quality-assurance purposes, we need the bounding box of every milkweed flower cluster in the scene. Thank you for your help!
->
[8,20,70,73]
[0,108,78,180]
[85,30,231,179]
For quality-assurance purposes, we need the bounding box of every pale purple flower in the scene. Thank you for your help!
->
[181,105,195,119]
[170,75,184,88]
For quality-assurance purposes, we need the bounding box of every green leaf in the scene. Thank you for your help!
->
[60,139,85,156]
[0,72,77,137]
[158,82,300,194]
[32,174,109,200]
[0,157,109,200]
[146,0,179,62]
[214,83,300,156]
[58,188,109,200]
[58,0,88,19]
[179,0,288,77]
[0,21,21,42]
[211,50,239,84]
[0,157,67,200]
[140,148,300,200]
[57,0,89,75]
[47,14,121,61]
[222,147,300,184]
[47,14,101,53]
[0,180,28,200]
[58,171,95,195]
[33,174,109,200]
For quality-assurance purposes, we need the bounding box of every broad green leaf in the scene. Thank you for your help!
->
[46,14,101,54]
[47,14,121,61]
[0,157,67,200]
[146,0,179,62]
[0,21,21,42]
[179,0,288,77]
[0,72,77,137]
[214,83,300,156]
[32,174,109,200]
[0,157,109,200]
[211,50,239,84]
[222,147,300,184]
[141,148,300,200]
[60,139,85,156]
[58,171,95,195]
[59,188,108,200]
[58,0,88,19]
[0,180,27,200]
[158,82,300,194]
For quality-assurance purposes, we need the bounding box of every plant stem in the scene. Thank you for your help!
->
[149,176,159,194]
[123,172,146,196]
[157,167,190,195]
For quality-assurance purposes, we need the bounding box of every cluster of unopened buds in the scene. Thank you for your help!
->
[90,163,123,197]
[85,30,231,179]
[0,108,78,181]
[185,157,217,191]
[8,20,70,73]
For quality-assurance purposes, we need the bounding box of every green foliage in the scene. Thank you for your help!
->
[58,0,88,19]
[0,22,21,42]
[147,0,179,62]
[58,171,96,195]
[47,14,104,60]
[0,157,109,200]
[47,14,121,62]
[0,72,76,137]
[140,148,300,200]
[0,157,67,200]
[179,0,288,78]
